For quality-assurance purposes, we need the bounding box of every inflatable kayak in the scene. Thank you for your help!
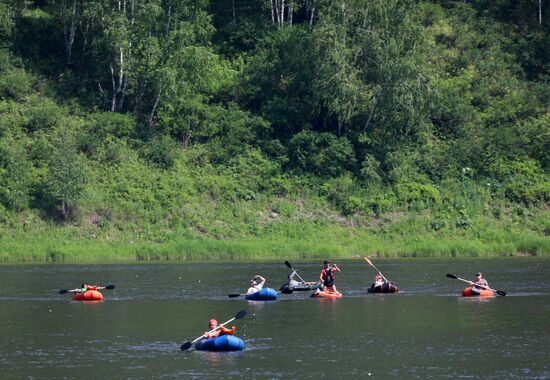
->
[367,282,399,294]
[462,287,495,297]
[195,335,245,352]
[280,282,321,292]
[245,287,278,301]
[72,290,103,301]
[311,290,342,298]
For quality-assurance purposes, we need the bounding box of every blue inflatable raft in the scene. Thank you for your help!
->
[245,287,278,301]
[195,335,245,351]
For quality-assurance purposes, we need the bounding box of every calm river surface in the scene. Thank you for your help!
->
[0,258,549,379]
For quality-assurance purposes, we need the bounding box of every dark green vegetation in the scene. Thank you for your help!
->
[0,1,548,262]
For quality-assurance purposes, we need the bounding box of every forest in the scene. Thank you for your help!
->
[0,0,548,262]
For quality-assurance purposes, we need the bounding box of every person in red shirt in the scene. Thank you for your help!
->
[203,319,236,339]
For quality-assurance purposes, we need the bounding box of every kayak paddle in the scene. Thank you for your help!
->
[228,288,293,298]
[59,285,115,295]
[446,273,506,296]
[180,309,247,351]
[363,257,389,283]
[284,261,307,283]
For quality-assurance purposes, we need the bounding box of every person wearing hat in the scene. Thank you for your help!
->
[246,274,266,295]
[471,272,489,296]
[319,260,341,295]
[203,318,236,339]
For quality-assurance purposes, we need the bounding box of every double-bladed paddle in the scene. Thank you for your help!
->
[59,285,115,295]
[180,309,247,351]
[284,261,307,283]
[446,273,506,296]
[363,257,389,283]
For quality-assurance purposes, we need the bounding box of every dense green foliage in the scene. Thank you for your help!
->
[0,0,548,262]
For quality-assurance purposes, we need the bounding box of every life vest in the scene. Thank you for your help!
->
[322,268,334,286]
[219,326,235,336]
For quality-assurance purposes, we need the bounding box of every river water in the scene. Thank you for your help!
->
[0,258,549,379]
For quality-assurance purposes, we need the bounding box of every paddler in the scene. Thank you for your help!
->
[203,319,235,339]
[246,275,266,295]
[373,274,384,288]
[470,272,489,296]
[285,272,301,287]
[319,260,341,295]
[69,283,98,293]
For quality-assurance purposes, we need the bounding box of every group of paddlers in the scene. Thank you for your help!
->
[62,261,495,344]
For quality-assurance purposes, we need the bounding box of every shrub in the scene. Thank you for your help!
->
[0,136,32,210]
[342,196,364,215]
[489,159,550,205]
[395,182,441,206]
[0,68,35,101]
[25,97,64,133]
[288,130,356,177]
[140,134,179,169]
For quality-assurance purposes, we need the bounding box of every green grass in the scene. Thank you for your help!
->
[1,226,548,263]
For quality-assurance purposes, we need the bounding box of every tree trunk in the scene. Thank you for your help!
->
[148,86,162,127]
[280,0,285,27]
[289,1,293,25]
[61,199,66,219]
[309,0,316,26]
[62,0,78,64]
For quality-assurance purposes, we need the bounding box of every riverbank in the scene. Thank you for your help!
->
[2,227,548,263]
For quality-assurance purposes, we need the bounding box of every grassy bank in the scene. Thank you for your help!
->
[2,220,548,263]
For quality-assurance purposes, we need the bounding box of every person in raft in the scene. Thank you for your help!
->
[319,260,341,294]
[69,283,97,293]
[203,319,235,339]
[286,272,301,287]
[246,275,266,295]
[285,272,318,287]
[373,274,385,288]
[470,272,489,296]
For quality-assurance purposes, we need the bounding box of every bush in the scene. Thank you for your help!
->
[0,136,32,210]
[0,68,35,101]
[489,159,550,205]
[140,134,179,169]
[25,97,64,133]
[342,196,364,216]
[288,130,356,177]
[395,182,441,206]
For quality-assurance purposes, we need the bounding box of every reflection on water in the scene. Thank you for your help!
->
[0,258,549,378]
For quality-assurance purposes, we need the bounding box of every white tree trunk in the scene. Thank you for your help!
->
[309,0,316,26]
[62,0,78,64]
[148,86,162,127]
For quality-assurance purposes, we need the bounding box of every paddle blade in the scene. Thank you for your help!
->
[446,273,458,279]
[363,256,374,266]
[105,285,115,290]
[228,294,242,298]
[284,261,292,269]
[235,310,247,320]
[497,290,507,296]
[59,289,68,294]
[180,342,192,351]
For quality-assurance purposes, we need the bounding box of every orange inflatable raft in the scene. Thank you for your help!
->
[311,290,343,299]
[72,290,104,301]
[462,287,495,297]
